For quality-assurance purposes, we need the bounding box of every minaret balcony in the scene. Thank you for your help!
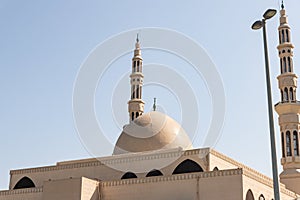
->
[130,72,144,78]
[275,101,300,115]
[277,42,294,49]
[281,156,300,168]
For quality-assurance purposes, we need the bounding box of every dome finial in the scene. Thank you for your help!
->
[136,33,139,43]
[153,98,157,111]
[281,0,284,9]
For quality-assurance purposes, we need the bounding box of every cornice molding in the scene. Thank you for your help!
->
[10,148,209,175]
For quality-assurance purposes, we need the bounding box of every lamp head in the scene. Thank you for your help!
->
[263,9,277,20]
[251,20,263,30]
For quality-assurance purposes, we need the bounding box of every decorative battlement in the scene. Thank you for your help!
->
[102,168,243,187]
[0,187,43,196]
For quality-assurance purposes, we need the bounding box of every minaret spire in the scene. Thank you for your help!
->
[275,5,300,194]
[128,36,145,122]
[281,0,284,9]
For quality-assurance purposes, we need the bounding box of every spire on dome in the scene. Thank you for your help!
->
[153,98,157,111]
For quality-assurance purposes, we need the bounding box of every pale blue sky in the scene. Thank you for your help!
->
[0,0,300,190]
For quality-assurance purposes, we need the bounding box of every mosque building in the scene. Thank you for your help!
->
[0,4,299,200]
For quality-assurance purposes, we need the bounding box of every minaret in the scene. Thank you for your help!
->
[275,2,300,194]
[128,35,145,122]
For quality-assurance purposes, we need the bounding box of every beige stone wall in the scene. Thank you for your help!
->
[280,173,300,195]
[101,169,243,200]
[243,173,297,200]
[209,150,240,170]
[42,177,82,200]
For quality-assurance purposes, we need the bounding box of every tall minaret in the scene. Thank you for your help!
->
[128,35,145,122]
[275,2,300,194]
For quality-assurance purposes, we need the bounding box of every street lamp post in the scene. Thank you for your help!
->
[252,9,281,200]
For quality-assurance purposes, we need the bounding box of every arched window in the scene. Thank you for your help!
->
[293,131,299,156]
[259,194,265,200]
[286,131,292,156]
[132,85,136,99]
[290,87,294,101]
[286,29,289,42]
[121,172,137,179]
[172,159,203,174]
[288,57,291,72]
[281,30,285,43]
[136,85,139,99]
[136,60,140,72]
[13,177,35,189]
[280,58,283,73]
[245,189,254,200]
[284,88,288,101]
[146,169,163,177]
[133,61,136,72]
[282,50,286,53]
[131,112,134,121]
[139,86,142,98]
[281,90,284,102]
[213,167,219,171]
[283,57,287,72]
[282,132,285,157]
[136,112,139,118]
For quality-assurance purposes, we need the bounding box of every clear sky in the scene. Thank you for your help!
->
[0,0,300,190]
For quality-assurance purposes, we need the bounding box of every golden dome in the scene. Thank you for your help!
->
[113,111,193,155]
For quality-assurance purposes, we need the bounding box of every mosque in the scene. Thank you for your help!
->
[0,5,299,200]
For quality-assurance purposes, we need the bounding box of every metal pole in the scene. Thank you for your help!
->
[262,19,281,200]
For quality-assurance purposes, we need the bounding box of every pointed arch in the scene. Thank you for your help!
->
[133,61,136,72]
[282,132,285,157]
[245,189,254,200]
[290,87,294,101]
[288,57,291,72]
[121,172,137,179]
[136,85,139,99]
[283,57,287,72]
[281,29,285,43]
[136,60,140,72]
[259,194,265,200]
[146,169,163,177]
[172,159,203,174]
[284,87,288,101]
[13,177,35,189]
[286,131,292,156]
[286,29,289,42]
[213,167,219,171]
[132,85,136,99]
[280,58,283,73]
[293,131,299,156]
